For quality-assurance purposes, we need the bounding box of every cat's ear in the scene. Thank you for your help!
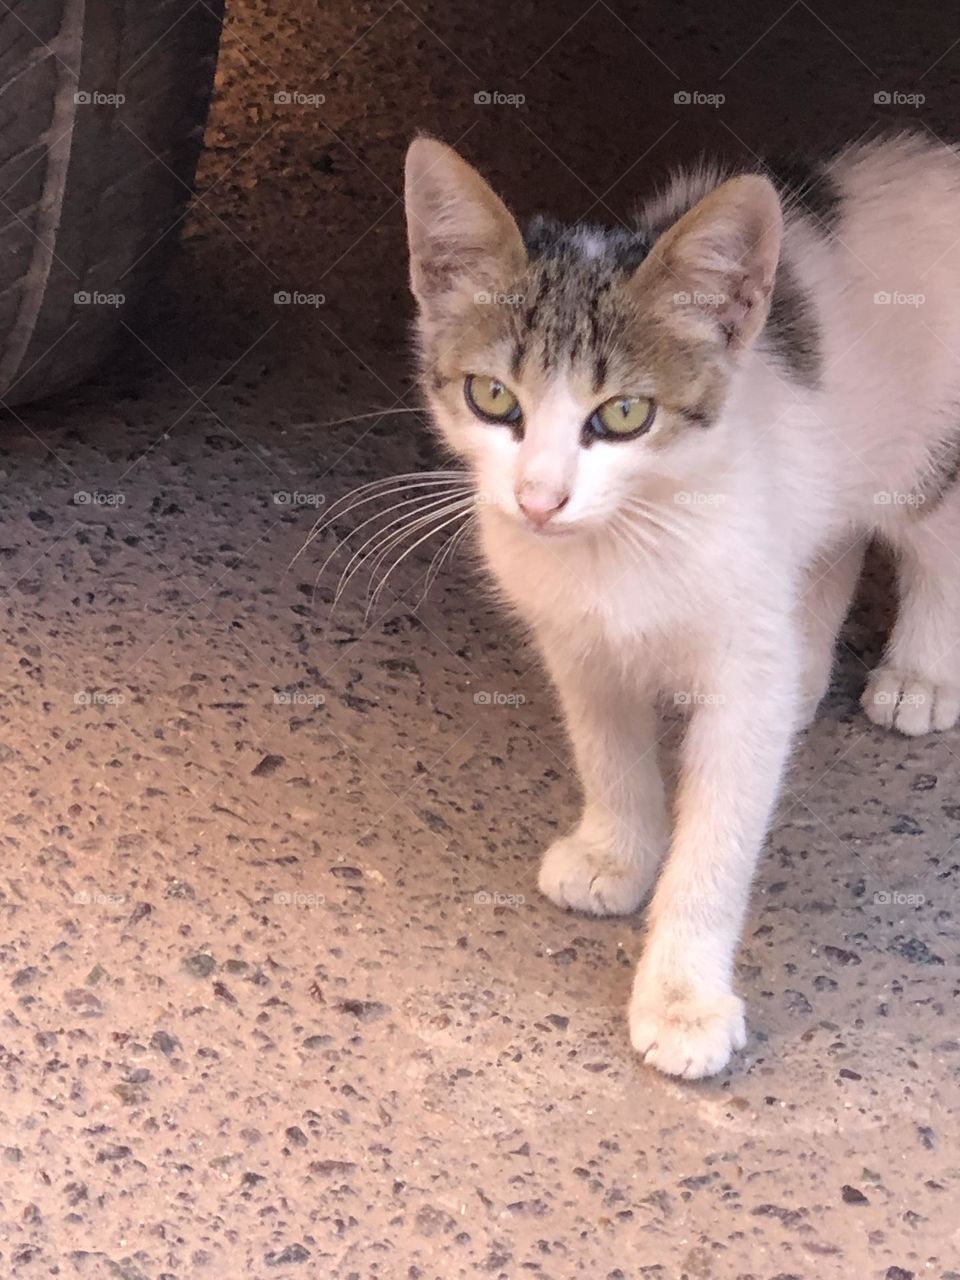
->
[404,137,526,314]
[642,175,783,354]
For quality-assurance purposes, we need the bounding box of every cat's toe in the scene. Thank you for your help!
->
[862,667,960,735]
[628,978,746,1079]
[538,835,651,916]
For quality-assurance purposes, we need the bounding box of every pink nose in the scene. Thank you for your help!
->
[516,488,570,528]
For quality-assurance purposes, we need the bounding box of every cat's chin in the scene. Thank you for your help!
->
[494,509,591,540]
[524,523,578,539]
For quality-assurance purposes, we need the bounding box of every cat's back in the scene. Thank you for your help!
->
[802,132,960,457]
[822,132,960,292]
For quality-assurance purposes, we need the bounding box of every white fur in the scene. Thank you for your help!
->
[416,133,960,1078]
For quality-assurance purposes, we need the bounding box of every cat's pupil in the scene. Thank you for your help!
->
[491,382,503,399]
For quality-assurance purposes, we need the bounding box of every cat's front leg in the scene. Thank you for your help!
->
[538,649,669,917]
[629,623,800,1077]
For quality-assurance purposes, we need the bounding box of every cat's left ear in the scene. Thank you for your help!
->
[642,175,783,354]
[404,137,526,315]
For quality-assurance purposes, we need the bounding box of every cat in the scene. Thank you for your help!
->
[399,130,960,1078]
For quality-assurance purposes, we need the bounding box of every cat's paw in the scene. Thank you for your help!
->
[538,834,654,916]
[861,666,960,735]
[628,977,746,1079]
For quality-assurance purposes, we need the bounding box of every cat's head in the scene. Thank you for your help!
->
[404,137,784,538]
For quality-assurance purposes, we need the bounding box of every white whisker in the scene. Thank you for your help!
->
[332,499,475,608]
[435,513,477,576]
[289,470,468,568]
[331,493,474,604]
[300,473,467,549]
[611,516,659,563]
[315,486,472,583]
[419,513,477,603]
[367,508,475,620]
[622,496,697,544]
[358,498,476,596]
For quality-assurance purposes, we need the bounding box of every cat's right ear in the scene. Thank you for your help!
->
[641,174,783,357]
[404,137,526,315]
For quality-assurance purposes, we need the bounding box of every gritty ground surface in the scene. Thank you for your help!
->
[2,2,960,1278]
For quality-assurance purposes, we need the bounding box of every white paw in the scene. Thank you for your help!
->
[538,834,654,917]
[629,978,746,1079]
[862,666,960,736]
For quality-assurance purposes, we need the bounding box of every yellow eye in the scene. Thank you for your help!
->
[464,375,522,425]
[589,395,656,441]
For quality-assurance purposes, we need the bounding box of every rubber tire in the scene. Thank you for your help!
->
[0,0,224,407]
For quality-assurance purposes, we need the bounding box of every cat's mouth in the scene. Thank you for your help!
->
[487,497,588,539]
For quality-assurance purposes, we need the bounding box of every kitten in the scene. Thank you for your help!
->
[401,131,960,1078]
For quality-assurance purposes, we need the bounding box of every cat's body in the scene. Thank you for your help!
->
[401,131,960,1077]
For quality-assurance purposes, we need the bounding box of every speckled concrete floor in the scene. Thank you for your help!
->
[2,2,960,1277]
